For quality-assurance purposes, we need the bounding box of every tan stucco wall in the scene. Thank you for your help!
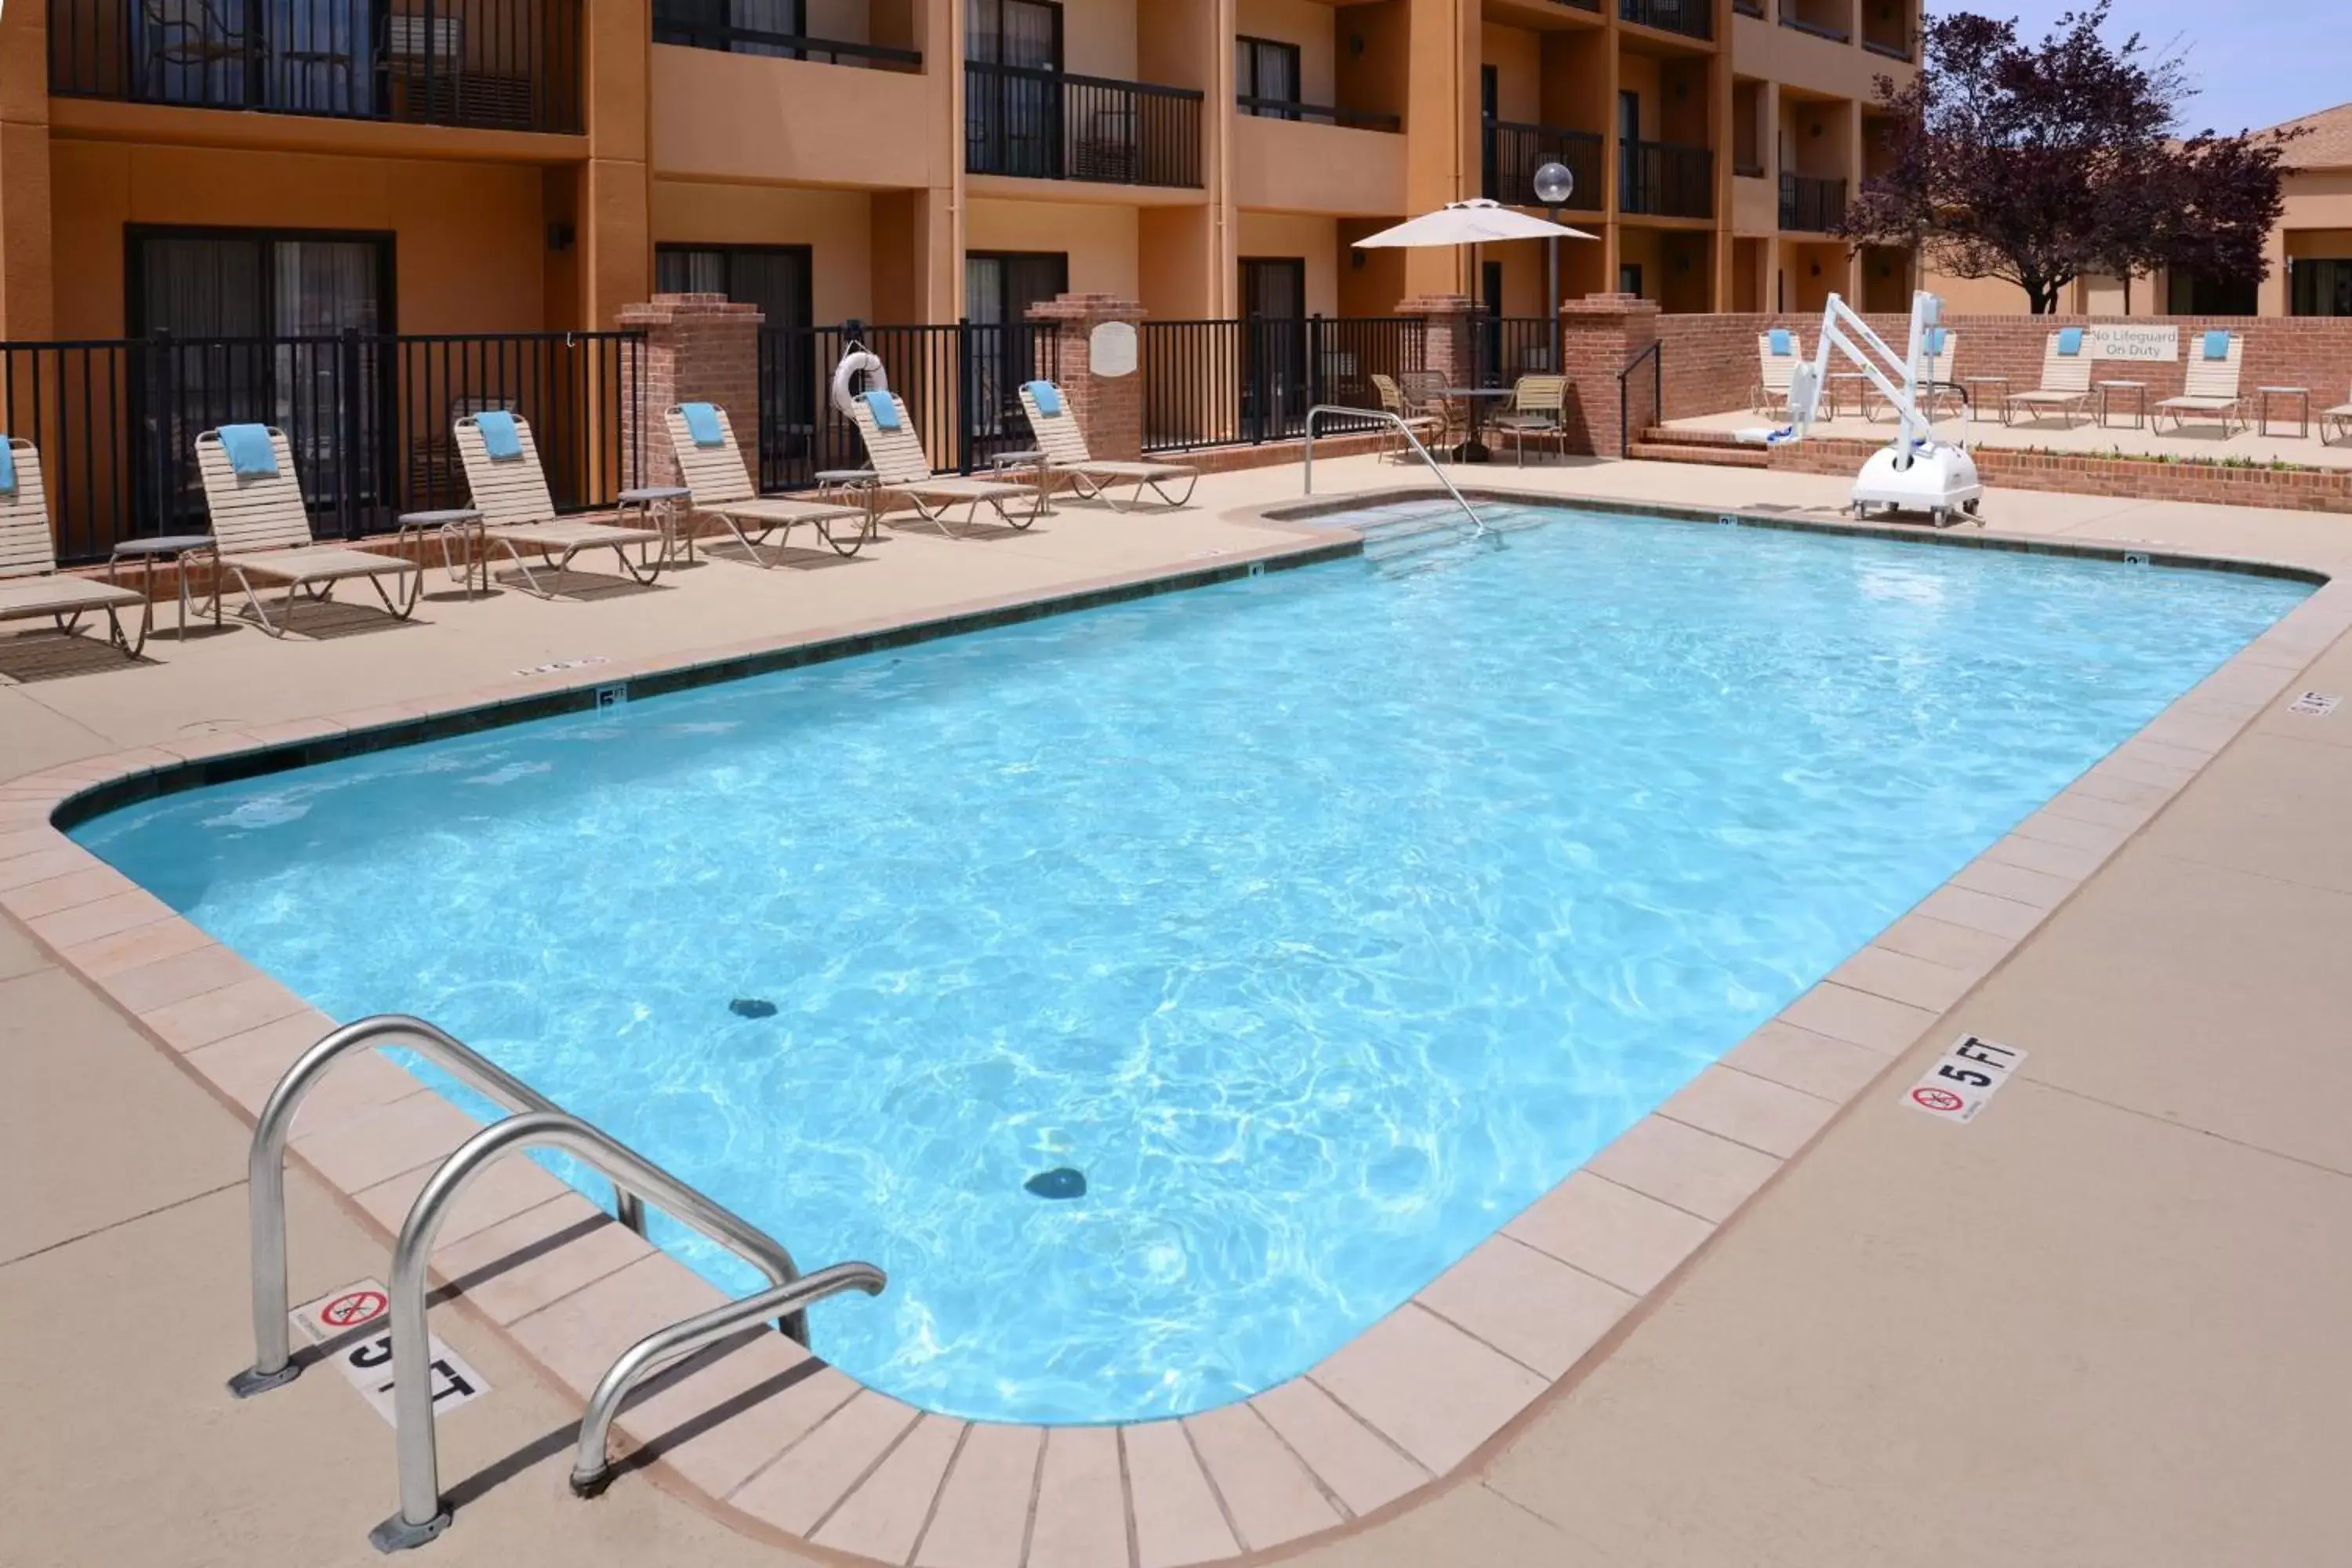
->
[1232,118,1407,217]
[967,196,1140,299]
[1236,212,1341,314]
[648,46,940,191]
[1236,0,1338,106]
[1062,0,1141,82]
[650,181,877,324]
[1483,23,1542,125]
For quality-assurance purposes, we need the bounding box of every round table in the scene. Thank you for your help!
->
[401,510,488,597]
[618,485,694,562]
[1439,387,1515,463]
[107,535,219,641]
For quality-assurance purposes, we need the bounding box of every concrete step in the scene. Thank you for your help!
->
[1628,436,1769,470]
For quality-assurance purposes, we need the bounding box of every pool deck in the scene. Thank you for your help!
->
[5,456,2351,1567]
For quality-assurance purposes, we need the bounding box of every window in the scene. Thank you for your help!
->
[2167,270,2258,316]
[655,245,813,332]
[967,0,1060,67]
[966,252,1066,439]
[2291,258,2352,318]
[653,0,808,56]
[1236,36,1301,118]
[1620,263,1645,298]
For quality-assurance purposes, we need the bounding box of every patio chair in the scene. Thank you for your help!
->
[1860,328,1962,422]
[1370,374,1446,460]
[1755,330,1805,416]
[1014,382,1199,510]
[2325,387,2352,446]
[660,403,876,562]
[1490,376,1570,466]
[194,426,423,637]
[2153,332,2246,436]
[453,413,674,595]
[2003,330,2096,427]
[844,392,1042,536]
[0,439,151,659]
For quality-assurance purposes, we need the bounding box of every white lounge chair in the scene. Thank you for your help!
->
[1860,330,1962,421]
[2154,333,2245,436]
[0,439,151,658]
[844,392,1041,536]
[453,413,674,595]
[660,403,876,562]
[194,426,423,637]
[1755,331,1805,416]
[2004,332,2094,427]
[1014,383,1199,510]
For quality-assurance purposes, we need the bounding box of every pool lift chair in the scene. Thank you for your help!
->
[1739,289,1983,528]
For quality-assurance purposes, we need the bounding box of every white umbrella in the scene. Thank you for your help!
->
[1352,198,1596,249]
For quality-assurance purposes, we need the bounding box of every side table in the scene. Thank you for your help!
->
[617,485,694,564]
[402,509,488,597]
[2256,387,2310,440]
[2096,380,2147,430]
[1965,376,2009,423]
[107,535,220,641]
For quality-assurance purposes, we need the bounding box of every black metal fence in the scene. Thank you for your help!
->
[1470,318,1564,388]
[1779,172,1848,234]
[1141,318,1423,454]
[1622,140,1714,219]
[1235,96,1400,132]
[965,61,1203,188]
[754,321,1059,492]
[651,0,920,70]
[1484,121,1605,210]
[49,0,584,132]
[1619,0,1712,38]
[2,330,642,564]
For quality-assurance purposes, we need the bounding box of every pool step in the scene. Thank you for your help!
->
[1629,428,1769,470]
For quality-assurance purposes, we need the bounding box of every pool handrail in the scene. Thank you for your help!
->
[369,1110,880,1551]
[1302,405,1486,537]
[568,1260,887,1499]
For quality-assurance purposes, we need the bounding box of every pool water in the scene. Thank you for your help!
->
[74,506,2304,1424]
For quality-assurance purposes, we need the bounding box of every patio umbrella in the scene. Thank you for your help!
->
[1352,198,1597,250]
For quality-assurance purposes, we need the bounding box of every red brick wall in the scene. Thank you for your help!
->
[618,293,764,493]
[1657,313,2352,423]
[1559,294,1661,457]
[1761,434,2352,514]
[1027,293,1147,463]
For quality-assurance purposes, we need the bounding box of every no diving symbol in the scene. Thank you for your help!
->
[1911,1087,1966,1114]
[320,1289,388,1330]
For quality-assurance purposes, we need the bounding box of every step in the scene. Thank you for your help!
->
[1627,440,1769,470]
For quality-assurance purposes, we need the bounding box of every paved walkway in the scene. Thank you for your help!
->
[5,458,2350,1566]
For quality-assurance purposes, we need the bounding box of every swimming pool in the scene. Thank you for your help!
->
[74,505,2305,1424]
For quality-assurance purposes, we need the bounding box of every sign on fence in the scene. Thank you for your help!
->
[2081,326,2180,362]
[1091,321,1138,378]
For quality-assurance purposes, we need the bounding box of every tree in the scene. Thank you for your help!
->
[1840,3,2298,314]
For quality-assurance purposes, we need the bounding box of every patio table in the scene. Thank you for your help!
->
[1439,387,1515,463]
[2256,387,2310,440]
[107,535,215,642]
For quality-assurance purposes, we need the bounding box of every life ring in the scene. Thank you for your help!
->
[831,347,888,417]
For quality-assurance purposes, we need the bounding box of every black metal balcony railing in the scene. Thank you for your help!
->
[966,61,1203,188]
[1780,171,1847,232]
[1861,27,1915,60]
[1733,0,1765,15]
[1548,0,1602,13]
[1483,121,1604,211]
[651,1,920,71]
[1236,96,1400,132]
[1619,0,1712,41]
[1779,5,1853,42]
[47,0,583,133]
[1621,140,1713,218]
[1733,155,1766,177]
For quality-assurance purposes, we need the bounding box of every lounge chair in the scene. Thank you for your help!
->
[2325,387,2352,446]
[453,413,673,594]
[2154,332,2245,436]
[2004,330,2095,427]
[194,426,423,637]
[1489,376,1569,466]
[660,403,876,562]
[1370,373,1446,460]
[1859,329,1962,421]
[0,438,150,658]
[1755,330,1805,416]
[844,391,1040,536]
[1014,382,1199,510]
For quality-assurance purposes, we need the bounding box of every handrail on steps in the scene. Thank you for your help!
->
[1302,405,1485,536]
[1617,339,1663,459]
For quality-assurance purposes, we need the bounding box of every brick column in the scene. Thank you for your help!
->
[616,292,764,492]
[1398,293,1477,391]
[1558,292,1661,457]
[1025,292,1147,461]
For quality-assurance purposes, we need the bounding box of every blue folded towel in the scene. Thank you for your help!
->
[219,423,279,478]
[1923,327,1947,354]
[1025,380,1064,417]
[2202,330,2232,361]
[2056,328,2083,357]
[679,401,726,448]
[474,410,524,460]
[0,439,16,498]
[863,390,902,430]
[1768,328,1792,356]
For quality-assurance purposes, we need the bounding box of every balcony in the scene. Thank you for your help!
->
[47,0,583,134]
[1777,0,1852,44]
[1483,121,1603,211]
[1236,97,1399,132]
[1733,0,1763,14]
[1779,171,1846,231]
[1619,0,1711,42]
[964,61,1203,189]
[1861,24,1914,60]
[652,0,919,72]
[1621,140,1712,219]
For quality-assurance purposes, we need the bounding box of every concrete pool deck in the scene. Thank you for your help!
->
[5,456,2351,1567]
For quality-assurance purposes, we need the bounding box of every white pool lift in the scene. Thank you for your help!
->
[1740,289,1982,528]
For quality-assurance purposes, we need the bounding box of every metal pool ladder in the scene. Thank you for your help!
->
[228,1014,886,1552]
[1301,405,1485,536]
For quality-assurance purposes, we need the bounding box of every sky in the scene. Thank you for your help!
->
[1936,0,2345,135]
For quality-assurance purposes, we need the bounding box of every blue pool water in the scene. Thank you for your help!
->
[74,506,2303,1423]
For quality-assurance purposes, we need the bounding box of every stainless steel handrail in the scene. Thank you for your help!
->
[230,1013,655,1398]
[372,1110,873,1552]
[568,1261,888,1498]
[1301,405,1486,536]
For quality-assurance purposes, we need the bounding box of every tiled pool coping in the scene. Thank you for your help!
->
[4,493,2348,1567]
